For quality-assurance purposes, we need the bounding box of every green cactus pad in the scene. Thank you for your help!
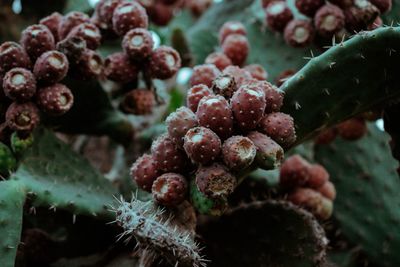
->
[0,180,26,267]
[10,129,117,219]
[315,124,400,266]
[0,142,17,176]
[199,200,327,267]
[11,132,34,156]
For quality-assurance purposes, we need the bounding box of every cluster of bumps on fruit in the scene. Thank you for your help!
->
[280,155,336,220]
[262,0,391,47]
[130,22,297,212]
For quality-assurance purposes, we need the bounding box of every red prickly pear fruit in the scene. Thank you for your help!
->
[122,28,154,61]
[56,36,87,62]
[265,1,294,32]
[318,181,336,200]
[244,64,268,81]
[75,49,104,79]
[66,23,102,50]
[315,127,337,145]
[36,83,74,116]
[33,50,69,85]
[20,24,55,61]
[205,52,232,71]
[344,0,380,32]
[186,84,214,112]
[183,126,222,165]
[369,0,392,13]
[221,34,249,66]
[288,188,333,220]
[196,95,234,139]
[218,21,247,44]
[6,102,40,132]
[151,134,189,173]
[222,136,256,171]
[295,0,325,17]
[112,1,148,36]
[247,131,284,170]
[0,42,31,73]
[367,16,383,30]
[284,19,315,48]
[211,74,237,99]
[275,69,296,87]
[258,112,296,148]
[3,68,36,102]
[166,107,198,147]
[159,0,180,5]
[39,12,62,42]
[279,155,311,188]
[147,3,175,27]
[152,173,188,206]
[328,0,353,8]
[58,12,91,40]
[104,52,138,83]
[307,164,329,189]
[94,0,124,29]
[222,66,252,87]
[120,89,155,115]
[314,4,345,38]
[130,154,161,192]
[186,0,213,17]
[190,64,221,88]
[148,46,181,80]
[337,117,367,140]
[195,163,236,198]
[258,81,283,113]
[231,85,266,131]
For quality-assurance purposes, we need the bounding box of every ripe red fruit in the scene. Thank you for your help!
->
[337,117,367,140]
[222,66,252,87]
[120,89,155,115]
[288,188,333,220]
[39,12,62,42]
[183,126,222,165]
[130,154,160,192]
[6,102,40,132]
[265,1,294,32]
[186,84,214,112]
[218,21,247,44]
[295,0,325,17]
[152,173,188,206]
[33,51,69,85]
[344,0,380,32]
[369,0,392,13]
[211,74,237,99]
[314,127,337,145]
[2,68,36,102]
[186,0,213,17]
[122,28,154,61]
[104,52,138,83]
[259,112,296,148]
[148,46,181,79]
[222,136,256,171]
[284,19,315,47]
[147,3,175,27]
[166,106,198,147]
[307,164,329,189]
[328,0,353,8]
[0,42,31,73]
[36,83,74,116]
[112,1,148,36]
[66,23,102,50]
[196,95,233,139]
[205,52,232,71]
[244,64,268,81]
[367,16,383,30]
[95,0,124,29]
[195,163,236,198]
[75,49,104,79]
[279,155,311,188]
[253,81,283,113]
[58,11,91,40]
[190,64,221,88]
[221,34,249,66]
[318,181,336,200]
[20,24,55,60]
[314,4,345,38]
[56,36,87,62]
[247,131,284,170]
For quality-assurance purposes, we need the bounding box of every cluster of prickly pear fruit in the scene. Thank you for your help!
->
[263,0,390,47]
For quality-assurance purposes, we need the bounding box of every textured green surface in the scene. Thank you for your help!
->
[315,125,400,267]
[0,180,26,267]
[11,129,117,219]
[11,132,34,156]
[0,142,17,176]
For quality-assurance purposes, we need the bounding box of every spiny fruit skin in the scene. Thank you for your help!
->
[112,1,149,36]
[258,112,296,148]
[314,4,345,38]
[195,163,236,199]
[211,74,237,99]
[122,28,154,61]
[244,64,268,81]
[146,2,175,27]
[265,1,294,32]
[190,64,221,88]
[344,0,380,32]
[39,12,62,43]
[148,46,181,80]
[183,126,222,165]
[33,50,69,85]
[5,102,40,132]
[152,173,188,206]
[317,181,336,200]
[315,127,337,145]
[369,0,392,13]
[295,0,325,17]
[222,136,256,171]
[337,117,367,140]
[130,154,161,192]
[205,52,232,71]
[196,95,233,139]
[283,19,315,48]
[166,106,198,147]
[120,89,155,115]
[186,84,214,112]
[288,188,333,220]
[56,36,86,62]
[307,164,329,189]
[3,68,37,102]
[218,21,247,44]
[0,142,17,175]
[254,81,283,113]
[66,22,102,50]
[279,155,311,188]
[0,42,31,73]
[104,52,138,83]
[58,11,91,40]
[36,83,74,116]
[20,24,56,60]
[95,0,124,29]
[222,66,252,88]
[151,134,189,173]
[231,85,266,131]
[11,131,34,155]
[76,49,104,79]
[190,180,228,216]
[247,131,284,170]
[221,34,249,66]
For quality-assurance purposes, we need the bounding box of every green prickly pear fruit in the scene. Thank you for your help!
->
[190,180,227,216]
[0,142,17,175]
[11,132,34,155]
